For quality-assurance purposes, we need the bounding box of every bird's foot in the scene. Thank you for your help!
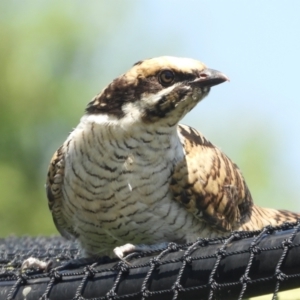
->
[21,257,52,272]
[21,256,113,272]
[113,242,169,261]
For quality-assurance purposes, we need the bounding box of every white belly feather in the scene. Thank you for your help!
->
[61,115,207,256]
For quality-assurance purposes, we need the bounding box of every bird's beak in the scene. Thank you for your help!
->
[194,68,229,87]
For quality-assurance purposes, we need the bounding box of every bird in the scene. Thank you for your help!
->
[46,56,300,259]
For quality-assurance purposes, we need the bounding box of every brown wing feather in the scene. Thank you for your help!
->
[171,124,300,232]
[171,124,253,232]
[46,145,77,240]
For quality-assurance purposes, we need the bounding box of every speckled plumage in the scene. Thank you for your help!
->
[46,56,300,258]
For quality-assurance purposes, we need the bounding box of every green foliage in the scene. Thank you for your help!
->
[0,2,130,236]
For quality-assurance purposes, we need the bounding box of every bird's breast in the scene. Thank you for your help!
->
[61,120,201,256]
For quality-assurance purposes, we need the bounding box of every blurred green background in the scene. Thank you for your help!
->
[1,1,300,239]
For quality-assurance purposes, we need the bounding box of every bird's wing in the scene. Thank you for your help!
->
[46,145,77,240]
[171,124,253,232]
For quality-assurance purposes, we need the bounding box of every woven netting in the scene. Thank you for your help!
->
[1,221,300,300]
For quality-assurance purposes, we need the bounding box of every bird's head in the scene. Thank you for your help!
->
[86,56,228,127]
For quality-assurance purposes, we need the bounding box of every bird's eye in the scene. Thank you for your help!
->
[158,70,175,86]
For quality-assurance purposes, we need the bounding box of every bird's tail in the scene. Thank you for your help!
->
[240,205,300,231]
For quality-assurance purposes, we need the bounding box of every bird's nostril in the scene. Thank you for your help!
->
[199,73,208,79]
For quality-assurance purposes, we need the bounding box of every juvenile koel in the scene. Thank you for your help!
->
[46,56,300,259]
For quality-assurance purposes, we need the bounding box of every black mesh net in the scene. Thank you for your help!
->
[1,221,300,300]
